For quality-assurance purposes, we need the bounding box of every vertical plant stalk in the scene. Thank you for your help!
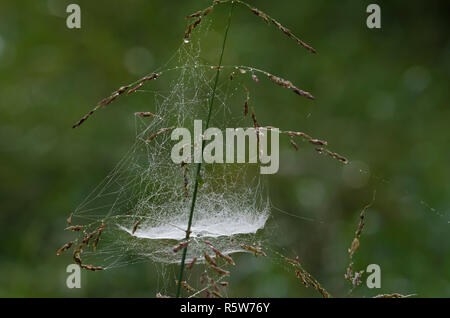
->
[176,2,235,298]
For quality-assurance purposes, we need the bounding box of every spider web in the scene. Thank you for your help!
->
[70,41,271,269]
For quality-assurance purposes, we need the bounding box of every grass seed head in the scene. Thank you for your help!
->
[56,241,73,256]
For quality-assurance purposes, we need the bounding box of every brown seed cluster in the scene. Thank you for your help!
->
[284,256,331,298]
[202,246,232,278]
[345,193,375,287]
[290,138,299,151]
[56,241,73,256]
[176,280,195,293]
[146,127,172,143]
[204,252,217,267]
[93,223,107,251]
[204,241,235,265]
[348,197,373,259]
[237,1,316,54]
[373,293,412,298]
[173,240,190,253]
[135,111,158,118]
[199,268,230,298]
[70,225,106,271]
[184,5,215,42]
[131,221,141,234]
[210,264,230,276]
[268,74,314,100]
[315,147,349,164]
[65,225,84,232]
[239,243,266,257]
[127,73,160,96]
[250,7,270,24]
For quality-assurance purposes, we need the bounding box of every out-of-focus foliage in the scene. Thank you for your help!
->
[0,0,448,297]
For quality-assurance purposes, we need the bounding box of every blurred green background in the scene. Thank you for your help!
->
[0,0,449,297]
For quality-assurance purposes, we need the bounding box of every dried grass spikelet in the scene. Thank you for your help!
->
[127,82,143,95]
[290,138,299,151]
[173,240,190,253]
[281,254,331,298]
[270,18,317,54]
[286,130,312,140]
[236,0,316,54]
[309,139,328,146]
[82,229,97,247]
[73,248,82,265]
[200,272,206,284]
[251,111,260,129]
[184,4,215,42]
[135,111,158,118]
[239,243,266,257]
[182,163,189,198]
[70,225,107,271]
[177,281,195,293]
[131,221,140,234]
[351,270,364,287]
[127,73,160,96]
[81,264,104,271]
[315,147,349,164]
[65,225,83,232]
[186,257,197,270]
[344,262,353,281]
[348,193,375,259]
[156,293,171,298]
[146,127,172,143]
[212,291,223,298]
[56,241,73,256]
[250,7,269,24]
[268,74,314,99]
[204,252,217,266]
[204,241,235,265]
[295,270,308,287]
[186,10,202,19]
[373,293,413,298]
[243,86,249,116]
[72,73,160,128]
[93,223,107,251]
[210,264,230,276]
[344,193,376,287]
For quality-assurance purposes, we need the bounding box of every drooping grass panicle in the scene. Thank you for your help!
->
[270,248,331,298]
[344,192,376,288]
[234,0,317,54]
[72,73,160,129]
